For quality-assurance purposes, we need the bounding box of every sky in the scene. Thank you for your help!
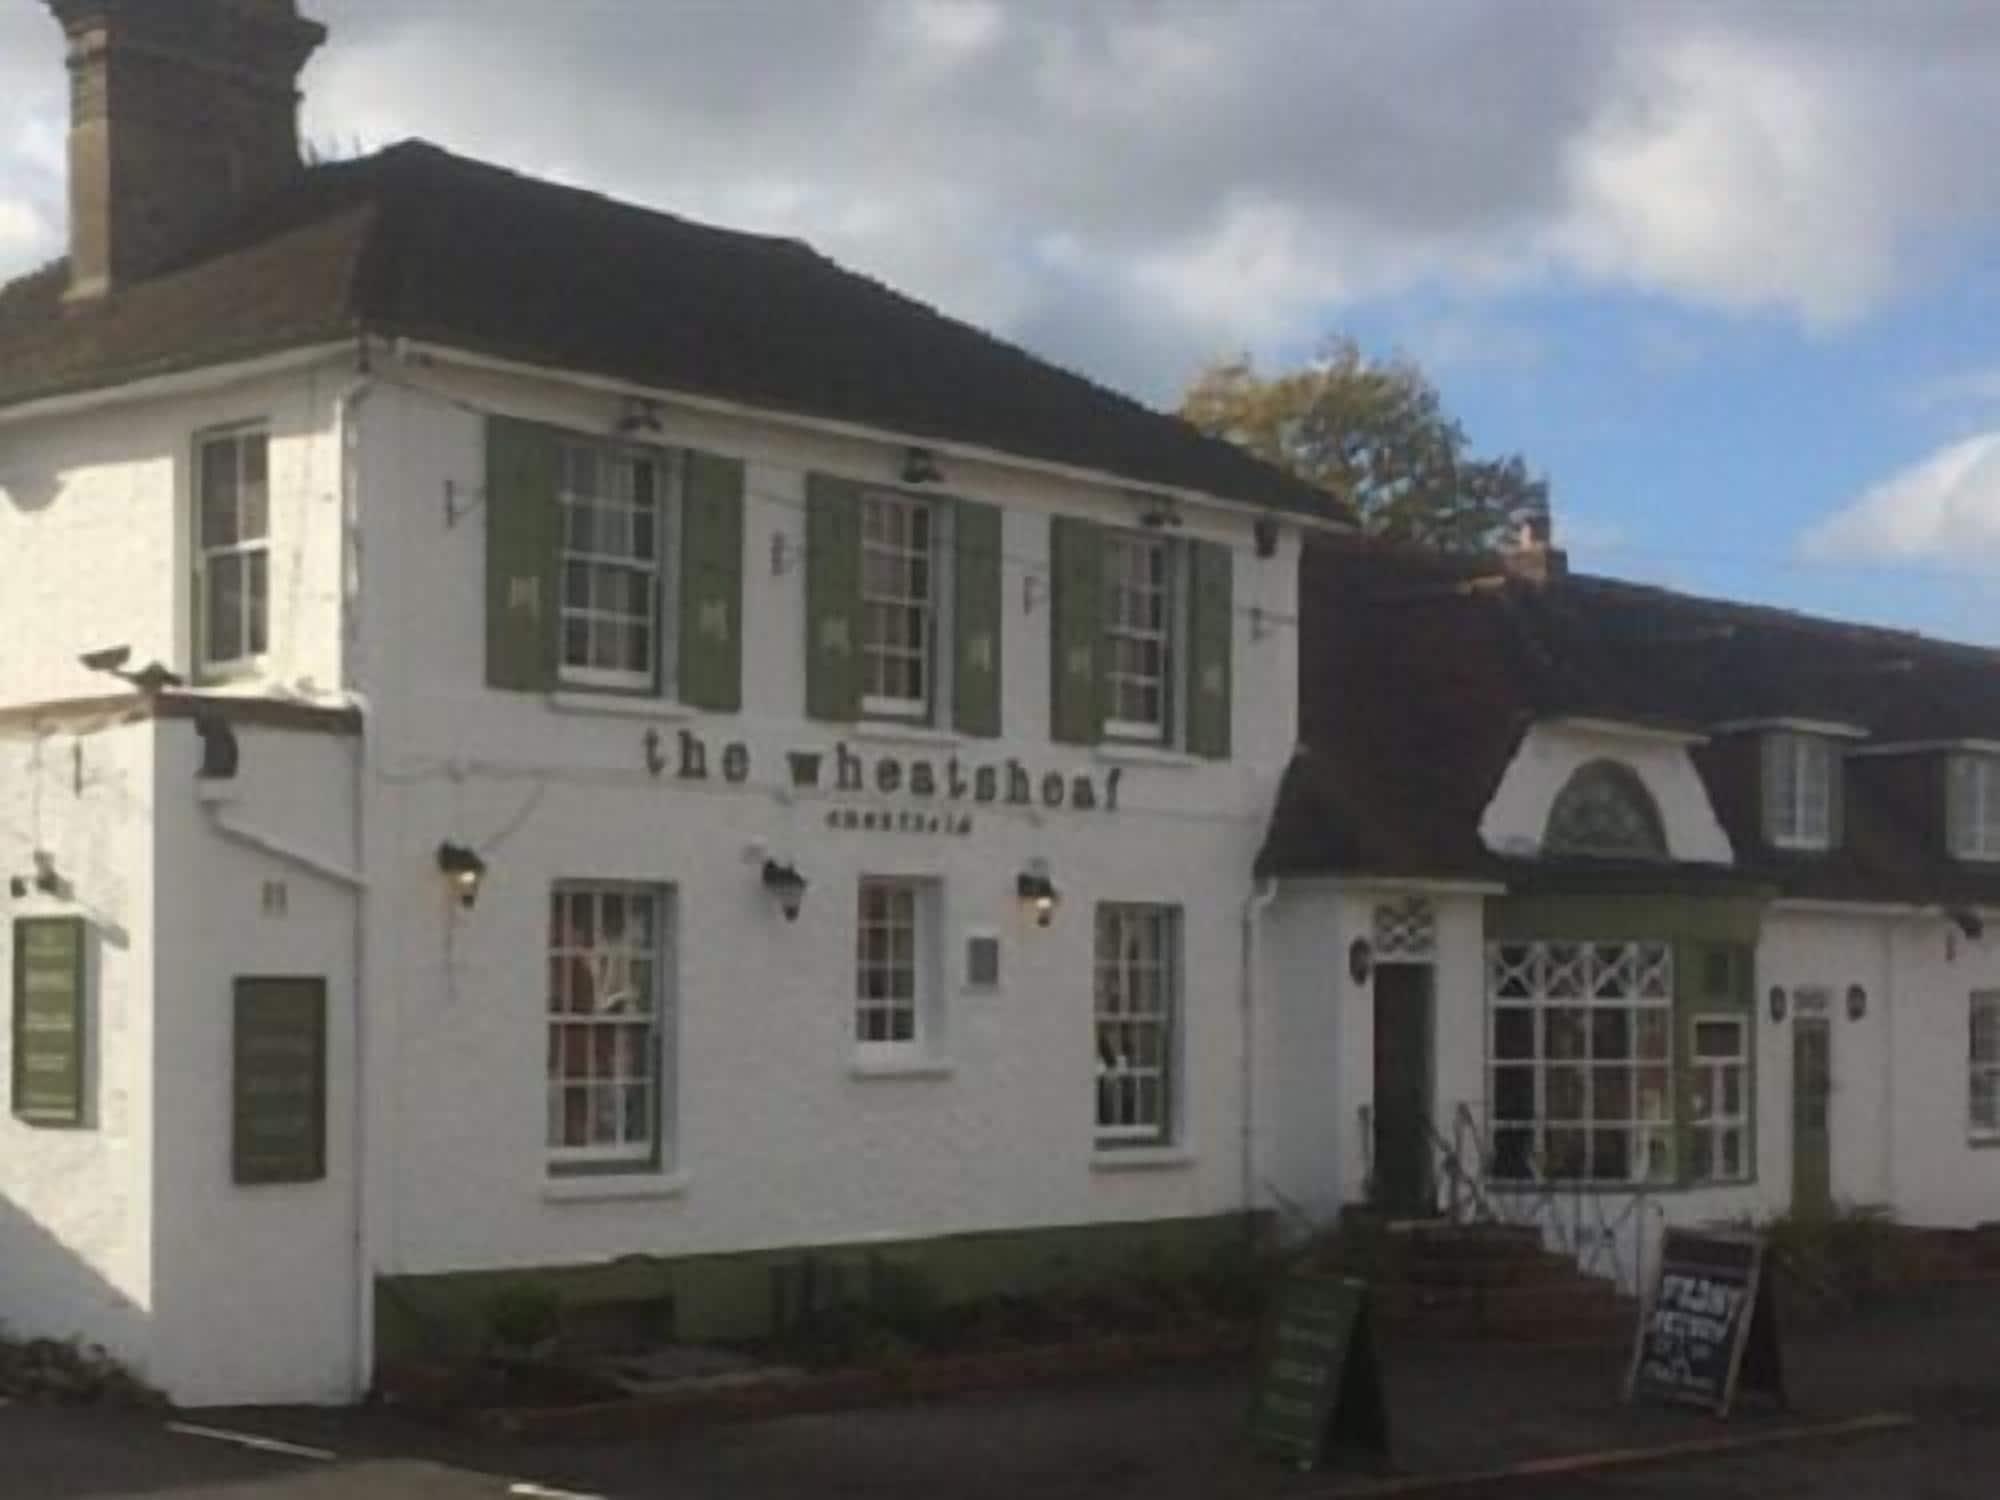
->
[5,0,2000,641]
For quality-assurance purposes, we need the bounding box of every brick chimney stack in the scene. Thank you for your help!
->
[45,0,326,301]
[1500,511,1568,586]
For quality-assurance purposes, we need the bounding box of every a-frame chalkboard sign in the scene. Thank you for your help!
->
[1626,1228,1786,1419]
[1248,1276,1389,1470]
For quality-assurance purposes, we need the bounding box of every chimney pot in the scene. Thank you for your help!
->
[45,0,327,300]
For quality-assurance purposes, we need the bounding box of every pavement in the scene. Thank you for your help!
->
[12,1284,2000,1498]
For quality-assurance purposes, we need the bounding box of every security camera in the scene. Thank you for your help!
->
[79,645,133,675]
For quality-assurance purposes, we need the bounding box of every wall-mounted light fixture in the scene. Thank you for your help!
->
[762,860,808,923]
[901,446,944,486]
[1769,986,1788,1024]
[1017,860,1060,928]
[616,396,666,437]
[1348,938,1374,986]
[1254,514,1281,559]
[1137,497,1183,531]
[1846,984,1868,1022]
[437,842,487,910]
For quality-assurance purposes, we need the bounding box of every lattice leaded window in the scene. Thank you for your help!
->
[548,884,667,1168]
[1487,941,1674,1184]
[1374,897,1438,961]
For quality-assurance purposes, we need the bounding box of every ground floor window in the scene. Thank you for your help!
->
[1095,904,1179,1145]
[547,883,668,1170]
[1487,941,1674,1183]
[1972,990,2000,1140]
[856,877,935,1052]
[1689,1015,1749,1182]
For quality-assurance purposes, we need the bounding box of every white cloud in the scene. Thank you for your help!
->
[1910,367,2000,414]
[1803,436,2000,564]
[3,1,2000,399]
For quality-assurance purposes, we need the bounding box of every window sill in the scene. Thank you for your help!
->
[1091,1146,1194,1173]
[849,1056,956,1080]
[542,1169,690,1204]
[849,722,964,751]
[1094,743,1202,770]
[546,691,693,722]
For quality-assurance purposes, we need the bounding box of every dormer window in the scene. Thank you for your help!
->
[1764,732,1837,851]
[1949,755,2000,861]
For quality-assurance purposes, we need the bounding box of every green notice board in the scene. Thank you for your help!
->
[1248,1276,1388,1469]
[13,917,87,1127]
[232,977,327,1185]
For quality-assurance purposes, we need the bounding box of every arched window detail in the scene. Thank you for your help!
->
[1543,761,1668,860]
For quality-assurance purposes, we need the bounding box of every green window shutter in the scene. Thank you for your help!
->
[952,498,1004,738]
[485,416,561,692]
[13,917,86,1128]
[805,473,864,723]
[1049,516,1106,746]
[1827,747,1846,851]
[1186,539,1234,760]
[678,450,746,712]
[1759,734,1785,846]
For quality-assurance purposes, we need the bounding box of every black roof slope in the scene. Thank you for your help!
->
[1261,534,2000,908]
[0,142,1335,520]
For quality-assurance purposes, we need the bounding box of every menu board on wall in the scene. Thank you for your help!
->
[12,917,87,1127]
[232,977,327,1185]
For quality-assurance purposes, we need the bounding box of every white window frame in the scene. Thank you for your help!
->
[557,441,677,694]
[855,877,939,1057]
[1094,904,1180,1147]
[1102,530,1180,745]
[859,489,948,724]
[1485,941,1676,1185]
[1768,732,1835,851]
[1950,755,2000,862]
[1689,1014,1750,1183]
[547,882,670,1173]
[1971,990,2000,1142]
[194,425,272,679]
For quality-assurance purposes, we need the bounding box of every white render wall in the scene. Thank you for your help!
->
[0,360,353,705]
[350,362,1300,1281]
[0,718,157,1372]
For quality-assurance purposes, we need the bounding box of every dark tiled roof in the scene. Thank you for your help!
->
[0,142,1335,520]
[1262,533,2000,907]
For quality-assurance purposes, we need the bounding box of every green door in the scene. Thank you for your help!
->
[1372,964,1435,1218]
[1792,1018,1832,1217]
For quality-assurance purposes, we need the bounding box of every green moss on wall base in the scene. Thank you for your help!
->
[375,1212,1264,1371]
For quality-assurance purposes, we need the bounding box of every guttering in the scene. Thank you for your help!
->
[1272,873,1508,897]
[388,338,1348,534]
[1545,715,1708,749]
[0,341,358,427]
[1709,717,1870,741]
[1849,738,2000,760]
[1240,877,1280,1227]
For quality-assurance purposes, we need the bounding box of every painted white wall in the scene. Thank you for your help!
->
[0,719,157,1376]
[1480,723,1734,865]
[0,361,352,704]
[148,719,361,1407]
[348,361,1300,1286]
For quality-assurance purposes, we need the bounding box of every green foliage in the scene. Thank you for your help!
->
[485,1282,563,1354]
[0,1333,162,1407]
[1734,1203,1911,1314]
[1179,339,1551,553]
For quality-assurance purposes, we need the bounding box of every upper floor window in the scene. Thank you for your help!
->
[860,491,942,722]
[559,442,675,692]
[1103,531,1176,743]
[1543,760,1668,860]
[1949,755,2000,861]
[1764,732,1837,851]
[196,427,270,676]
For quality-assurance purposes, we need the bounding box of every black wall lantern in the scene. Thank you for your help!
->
[1846,984,1868,1022]
[1769,985,1788,1024]
[1017,860,1060,928]
[901,446,944,486]
[1348,938,1374,986]
[762,860,808,923]
[437,842,487,910]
